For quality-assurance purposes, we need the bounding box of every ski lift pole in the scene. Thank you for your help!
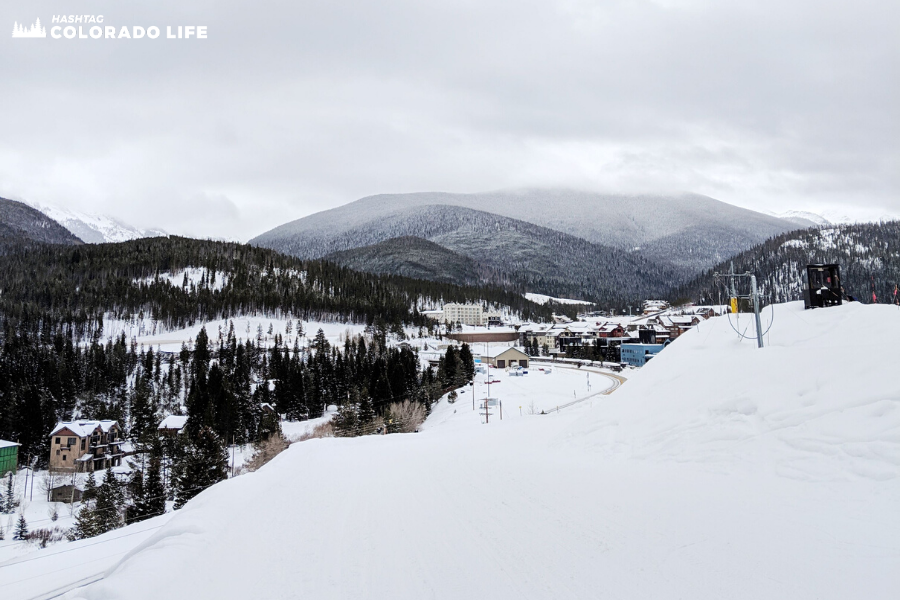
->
[751,275,764,349]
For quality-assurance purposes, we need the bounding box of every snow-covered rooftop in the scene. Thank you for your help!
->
[50,419,119,438]
[158,415,189,431]
[478,346,529,359]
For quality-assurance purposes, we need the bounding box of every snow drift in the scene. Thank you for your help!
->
[566,301,900,481]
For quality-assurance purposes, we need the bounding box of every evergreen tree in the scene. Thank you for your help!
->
[128,440,166,523]
[82,471,98,503]
[14,514,28,540]
[130,374,155,442]
[331,402,360,437]
[3,473,17,514]
[172,426,228,509]
[459,343,475,381]
[358,396,376,430]
[93,467,124,534]
[71,501,99,540]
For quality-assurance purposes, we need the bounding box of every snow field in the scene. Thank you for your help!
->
[523,293,593,306]
[565,301,900,481]
[103,316,370,354]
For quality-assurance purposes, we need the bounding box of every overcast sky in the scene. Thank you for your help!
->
[0,0,897,240]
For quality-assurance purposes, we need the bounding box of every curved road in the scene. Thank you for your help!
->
[529,360,627,412]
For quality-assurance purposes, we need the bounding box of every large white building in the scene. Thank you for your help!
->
[443,303,485,326]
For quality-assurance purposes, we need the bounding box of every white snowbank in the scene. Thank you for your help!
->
[566,301,900,481]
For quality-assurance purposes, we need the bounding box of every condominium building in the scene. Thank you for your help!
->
[442,303,485,326]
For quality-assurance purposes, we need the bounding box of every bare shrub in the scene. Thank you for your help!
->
[26,526,69,549]
[386,400,426,433]
[244,434,289,473]
[296,421,335,442]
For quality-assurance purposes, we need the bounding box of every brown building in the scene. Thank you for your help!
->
[49,420,123,473]
[596,323,626,338]
[50,484,84,503]
[479,346,530,369]
[157,415,188,438]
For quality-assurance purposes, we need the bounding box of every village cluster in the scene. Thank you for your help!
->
[421,300,723,368]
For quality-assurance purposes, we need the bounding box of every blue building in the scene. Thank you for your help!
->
[620,342,668,367]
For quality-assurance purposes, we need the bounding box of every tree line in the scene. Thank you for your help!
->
[673,221,900,306]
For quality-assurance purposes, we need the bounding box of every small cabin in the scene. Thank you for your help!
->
[50,484,84,503]
[158,415,189,438]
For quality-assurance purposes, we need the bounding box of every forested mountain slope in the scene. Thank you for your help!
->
[325,236,484,286]
[251,189,799,272]
[0,236,555,340]
[0,236,537,461]
[674,222,900,305]
[0,197,83,247]
[258,204,685,306]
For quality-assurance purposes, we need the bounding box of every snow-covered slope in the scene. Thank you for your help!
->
[565,301,900,480]
[769,209,831,227]
[10,302,898,600]
[26,202,166,243]
[523,292,593,305]
[251,189,800,273]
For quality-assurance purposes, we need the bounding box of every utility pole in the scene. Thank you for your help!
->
[230,436,236,478]
[485,341,490,403]
[751,275,764,348]
[22,454,29,504]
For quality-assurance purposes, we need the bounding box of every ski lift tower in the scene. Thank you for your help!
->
[714,264,766,349]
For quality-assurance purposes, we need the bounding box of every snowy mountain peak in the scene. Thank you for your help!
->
[25,201,167,243]
[768,210,831,227]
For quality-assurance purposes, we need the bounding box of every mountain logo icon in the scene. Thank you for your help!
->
[12,18,46,38]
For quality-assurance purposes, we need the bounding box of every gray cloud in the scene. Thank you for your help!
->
[0,0,897,239]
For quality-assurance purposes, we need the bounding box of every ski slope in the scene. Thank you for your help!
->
[3,301,898,599]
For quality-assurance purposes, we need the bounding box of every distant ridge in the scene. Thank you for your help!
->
[303,205,684,305]
[675,220,900,305]
[25,201,167,243]
[0,197,83,246]
[251,189,800,273]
